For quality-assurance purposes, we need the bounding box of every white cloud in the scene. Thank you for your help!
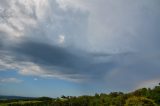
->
[58,34,65,44]
[56,0,85,10]
[0,78,22,83]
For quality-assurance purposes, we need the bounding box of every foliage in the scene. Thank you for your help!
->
[124,96,156,106]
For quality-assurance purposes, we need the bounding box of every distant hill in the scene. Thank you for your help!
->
[0,95,35,100]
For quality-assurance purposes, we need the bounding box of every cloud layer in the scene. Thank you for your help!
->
[0,0,160,92]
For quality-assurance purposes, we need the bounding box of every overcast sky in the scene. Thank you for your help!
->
[0,0,160,97]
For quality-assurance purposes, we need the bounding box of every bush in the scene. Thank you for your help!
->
[125,96,157,106]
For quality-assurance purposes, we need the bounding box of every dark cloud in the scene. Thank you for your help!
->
[0,0,160,93]
[8,40,115,78]
[12,41,88,72]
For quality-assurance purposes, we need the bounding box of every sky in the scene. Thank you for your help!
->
[0,0,160,97]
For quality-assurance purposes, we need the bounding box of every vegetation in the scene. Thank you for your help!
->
[0,84,160,106]
[125,96,156,106]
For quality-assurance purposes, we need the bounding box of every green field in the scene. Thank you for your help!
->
[0,101,42,106]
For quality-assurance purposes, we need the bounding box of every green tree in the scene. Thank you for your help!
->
[125,96,157,106]
[150,85,160,104]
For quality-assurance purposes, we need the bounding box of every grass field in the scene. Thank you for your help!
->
[0,101,42,106]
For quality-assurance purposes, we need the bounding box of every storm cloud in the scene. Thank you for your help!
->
[0,0,160,93]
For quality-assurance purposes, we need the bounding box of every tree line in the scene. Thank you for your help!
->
[1,84,160,106]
